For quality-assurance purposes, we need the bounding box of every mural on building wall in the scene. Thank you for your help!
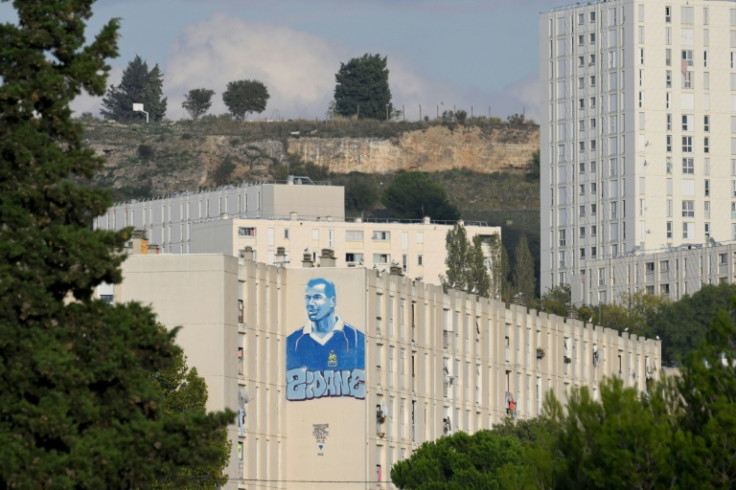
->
[286,278,365,401]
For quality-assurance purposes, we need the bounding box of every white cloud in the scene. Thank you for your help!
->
[164,13,342,120]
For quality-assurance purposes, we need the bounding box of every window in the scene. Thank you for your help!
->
[559,229,566,247]
[417,254,423,266]
[666,49,672,66]
[681,6,694,24]
[666,135,672,152]
[590,75,596,87]
[579,56,585,67]
[704,115,710,132]
[589,54,596,65]
[682,114,693,131]
[683,222,694,239]
[682,71,693,89]
[238,227,256,236]
[704,137,710,153]
[591,204,597,216]
[578,76,584,89]
[666,221,673,239]
[345,252,364,264]
[579,205,586,217]
[666,70,672,88]
[705,180,711,197]
[666,27,672,45]
[610,202,617,219]
[705,200,711,218]
[580,142,586,152]
[579,184,585,195]
[591,246,597,258]
[704,50,709,67]
[580,227,586,238]
[284,228,290,239]
[372,230,390,241]
[590,97,596,108]
[591,225,597,237]
[665,6,671,23]
[666,113,672,130]
[667,157,672,174]
[591,182,597,194]
[682,136,693,153]
[373,253,390,264]
[580,248,586,259]
[682,158,694,174]
[578,34,585,46]
[639,48,645,65]
[682,201,695,218]
[682,49,693,67]
[590,11,595,22]
[345,230,364,241]
[579,98,585,109]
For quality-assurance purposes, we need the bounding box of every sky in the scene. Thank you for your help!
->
[2,0,561,122]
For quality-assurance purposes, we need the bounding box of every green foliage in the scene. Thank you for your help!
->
[488,234,512,301]
[652,283,736,365]
[512,234,536,303]
[151,348,231,489]
[441,224,490,297]
[101,55,168,121]
[381,171,460,221]
[391,430,528,489]
[334,53,392,120]
[182,88,215,120]
[538,284,571,317]
[341,173,379,211]
[222,79,269,119]
[212,156,236,187]
[526,149,540,181]
[0,2,233,486]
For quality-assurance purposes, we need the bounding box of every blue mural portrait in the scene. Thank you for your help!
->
[286,278,365,401]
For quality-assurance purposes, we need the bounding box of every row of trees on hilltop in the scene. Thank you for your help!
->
[101,58,270,121]
[99,52,393,122]
[0,1,233,487]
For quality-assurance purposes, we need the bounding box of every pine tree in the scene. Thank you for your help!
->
[443,223,470,292]
[101,55,167,121]
[0,2,232,486]
[334,53,392,120]
[468,235,491,297]
[488,234,511,300]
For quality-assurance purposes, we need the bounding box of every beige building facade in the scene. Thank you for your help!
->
[112,250,661,489]
[95,179,501,286]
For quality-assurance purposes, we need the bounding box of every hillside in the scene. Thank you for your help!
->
[83,116,541,282]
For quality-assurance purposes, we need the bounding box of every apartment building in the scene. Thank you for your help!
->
[111,248,661,489]
[95,179,501,285]
[541,0,736,304]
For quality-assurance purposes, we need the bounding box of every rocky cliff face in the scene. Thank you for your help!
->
[84,120,538,200]
[288,125,538,174]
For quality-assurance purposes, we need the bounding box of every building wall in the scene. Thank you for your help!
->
[93,181,345,253]
[190,217,500,285]
[111,253,661,489]
[541,0,736,303]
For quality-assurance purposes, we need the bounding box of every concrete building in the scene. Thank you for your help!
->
[111,248,661,489]
[94,179,501,285]
[541,0,736,304]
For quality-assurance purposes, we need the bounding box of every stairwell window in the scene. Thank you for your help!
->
[372,231,390,241]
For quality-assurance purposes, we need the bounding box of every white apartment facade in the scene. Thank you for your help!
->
[95,180,501,285]
[541,0,736,304]
[112,249,661,489]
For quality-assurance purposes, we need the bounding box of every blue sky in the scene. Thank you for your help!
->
[2,0,560,121]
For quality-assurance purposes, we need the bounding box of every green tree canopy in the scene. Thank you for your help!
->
[381,171,460,221]
[0,1,232,486]
[152,348,231,489]
[334,53,392,120]
[101,55,167,121]
[441,224,490,297]
[182,88,215,120]
[222,79,269,119]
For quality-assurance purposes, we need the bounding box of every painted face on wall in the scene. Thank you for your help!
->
[305,282,335,322]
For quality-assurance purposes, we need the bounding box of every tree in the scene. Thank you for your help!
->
[539,284,572,318]
[152,349,231,489]
[512,234,536,303]
[381,172,460,221]
[182,88,215,120]
[101,55,167,121]
[0,2,233,487]
[334,53,392,120]
[343,173,379,211]
[222,79,269,119]
[488,235,511,301]
[443,223,470,292]
[441,224,490,297]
